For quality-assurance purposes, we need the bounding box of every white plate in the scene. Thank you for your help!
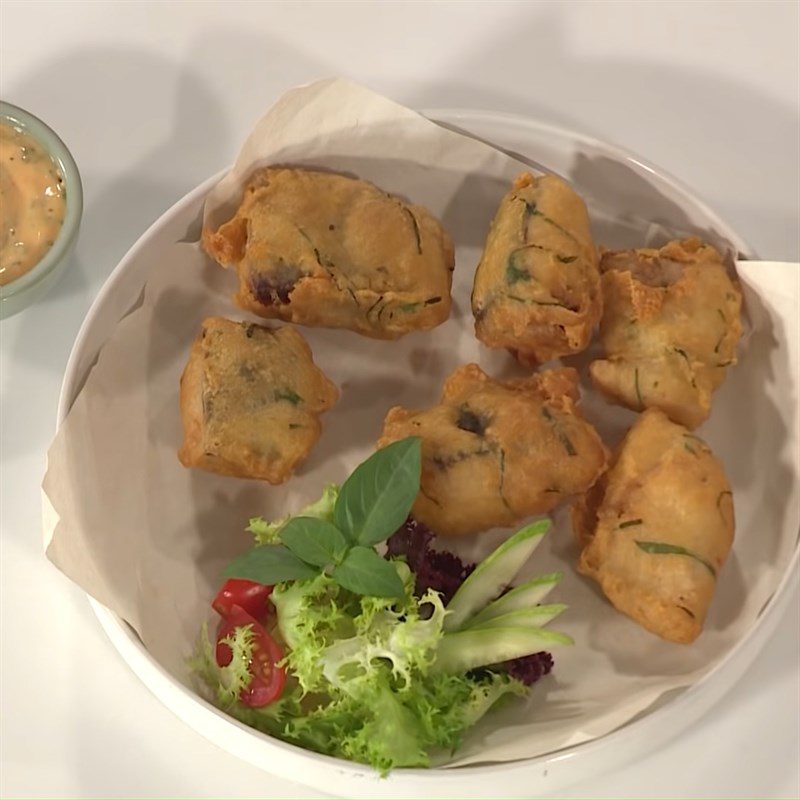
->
[56,111,797,798]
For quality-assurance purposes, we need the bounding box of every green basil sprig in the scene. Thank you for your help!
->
[331,546,404,597]
[334,435,422,546]
[223,544,319,584]
[279,518,349,567]
[223,437,421,598]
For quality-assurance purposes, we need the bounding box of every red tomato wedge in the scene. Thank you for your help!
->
[215,605,285,707]
[212,578,273,622]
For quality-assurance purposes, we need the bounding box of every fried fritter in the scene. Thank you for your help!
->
[573,408,734,644]
[471,172,601,363]
[378,364,607,537]
[202,168,454,340]
[178,317,338,483]
[589,237,743,429]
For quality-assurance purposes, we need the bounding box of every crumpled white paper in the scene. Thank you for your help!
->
[43,78,800,768]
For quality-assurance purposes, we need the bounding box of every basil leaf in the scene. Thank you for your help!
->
[279,516,349,567]
[634,540,717,577]
[330,546,405,598]
[334,437,422,546]
[223,544,319,584]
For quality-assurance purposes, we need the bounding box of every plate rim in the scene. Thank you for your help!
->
[424,107,757,261]
[55,108,797,795]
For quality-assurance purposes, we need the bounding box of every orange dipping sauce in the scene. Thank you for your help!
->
[0,121,66,286]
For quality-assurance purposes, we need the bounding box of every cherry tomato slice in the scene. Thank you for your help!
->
[212,578,273,622]
[215,605,285,708]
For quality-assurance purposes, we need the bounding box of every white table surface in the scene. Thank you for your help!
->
[1,1,798,797]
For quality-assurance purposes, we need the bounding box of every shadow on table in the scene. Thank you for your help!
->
[0,47,225,464]
[407,4,799,258]
[2,29,332,462]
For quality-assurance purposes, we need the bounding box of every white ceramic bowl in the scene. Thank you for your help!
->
[55,110,798,798]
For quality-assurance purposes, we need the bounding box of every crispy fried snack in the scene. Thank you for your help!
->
[179,317,338,483]
[379,364,607,537]
[590,237,743,429]
[202,168,454,340]
[471,172,601,363]
[573,408,734,644]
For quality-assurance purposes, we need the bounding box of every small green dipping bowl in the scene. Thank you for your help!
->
[0,101,83,319]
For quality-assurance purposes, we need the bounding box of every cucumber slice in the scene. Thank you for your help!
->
[467,572,563,627]
[466,604,567,630]
[434,626,573,674]
[444,520,550,632]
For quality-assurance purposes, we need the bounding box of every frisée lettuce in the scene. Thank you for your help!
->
[246,483,340,545]
[192,560,526,771]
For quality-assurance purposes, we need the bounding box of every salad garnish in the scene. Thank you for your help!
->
[191,437,572,773]
[224,438,421,597]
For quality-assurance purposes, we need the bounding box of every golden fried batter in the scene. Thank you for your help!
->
[379,364,607,537]
[573,408,734,644]
[179,317,338,483]
[590,237,743,429]
[202,168,454,340]
[471,172,601,363]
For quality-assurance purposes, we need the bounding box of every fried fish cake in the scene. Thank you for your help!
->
[202,168,454,340]
[471,172,601,364]
[573,408,734,644]
[589,237,743,429]
[378,364,607,537]
[179,317,338,483]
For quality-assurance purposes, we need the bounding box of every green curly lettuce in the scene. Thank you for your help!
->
[192,562,526,773]
[246,484,340,545]
[188,621,257,708]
